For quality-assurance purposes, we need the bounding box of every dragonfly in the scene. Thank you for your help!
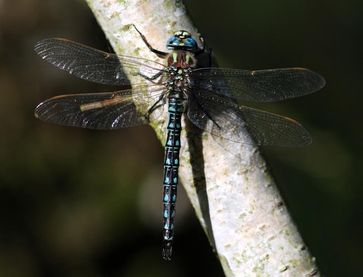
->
[34,25,325,260]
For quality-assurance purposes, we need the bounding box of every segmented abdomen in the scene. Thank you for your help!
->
[162,96,183,259]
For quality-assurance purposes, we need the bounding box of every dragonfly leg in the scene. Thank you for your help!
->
[188,96,221,129]
[146,93,166,120]
[131,24,168,58]
[139,70,165,84]
[195,33,206,54]
[206,47,213,67]
[194,33,212,67]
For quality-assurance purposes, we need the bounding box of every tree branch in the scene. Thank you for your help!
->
[85,0,320,275]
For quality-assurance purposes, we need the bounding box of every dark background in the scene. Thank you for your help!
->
[0,0,362,276]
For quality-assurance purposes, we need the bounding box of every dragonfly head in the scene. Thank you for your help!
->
[166,30,198,52]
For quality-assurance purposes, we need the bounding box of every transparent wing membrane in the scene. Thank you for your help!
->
[188,90,312,146]
[34,38,323,146]
[191,67,325,102]
[35,86,165,130]
[34,38,166,86]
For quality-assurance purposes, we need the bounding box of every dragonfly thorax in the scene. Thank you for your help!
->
[166,51,196,68]
[165,51,195,95]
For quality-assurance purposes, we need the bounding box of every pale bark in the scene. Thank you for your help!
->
[84,0,320,276]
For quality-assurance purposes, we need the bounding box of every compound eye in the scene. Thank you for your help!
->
[182,31,190,38]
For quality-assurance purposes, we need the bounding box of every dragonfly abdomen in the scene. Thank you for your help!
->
[162,96,183,260]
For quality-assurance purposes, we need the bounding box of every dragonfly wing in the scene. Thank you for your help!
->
[191,67,325,102]
[187,90,312,146]
[35,87,164,130]
[34,38,166,86]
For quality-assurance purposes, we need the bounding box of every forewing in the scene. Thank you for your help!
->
[187,91,312,146]
[191,67,325,102]
[35,87,164,130]
[34,38,166,86]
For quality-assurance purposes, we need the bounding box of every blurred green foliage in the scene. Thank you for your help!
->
[0,0,361,276]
